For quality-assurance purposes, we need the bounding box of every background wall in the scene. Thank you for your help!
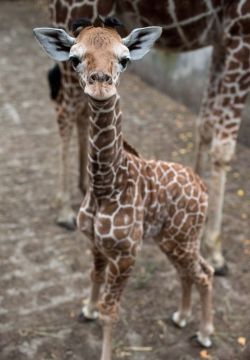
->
[131,47,250,147]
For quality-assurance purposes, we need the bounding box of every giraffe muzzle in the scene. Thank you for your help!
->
[88,72,113,85]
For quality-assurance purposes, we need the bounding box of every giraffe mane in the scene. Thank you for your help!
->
[123,139,141,158]
[70,18,93,36]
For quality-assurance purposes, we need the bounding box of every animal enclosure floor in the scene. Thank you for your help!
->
[0,1,249,360]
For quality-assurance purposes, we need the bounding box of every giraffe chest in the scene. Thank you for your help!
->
[77,187,144,255]
[77,192,96,239]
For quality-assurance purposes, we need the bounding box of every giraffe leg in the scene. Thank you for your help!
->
[76,104,89,195]
[160,242,214,348]
[79,247,108,321]
[194,258,214,348]
[172,276,193,328]
[52,63,86,230]
[203,26,250,273]
[99,256,136,360]
[56,111,76,230]
[194,44,226,176]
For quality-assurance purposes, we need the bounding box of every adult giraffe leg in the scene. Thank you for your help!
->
[56,106,76,230]
[53,63,85,230]
[204,32,250,273]
[194,44,226,176]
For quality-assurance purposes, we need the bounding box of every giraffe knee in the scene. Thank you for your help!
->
[200,258,214,278]
[189,258,214,288]
[98,298,119,324]
[90,268,106,284]
[197,120,213,145]
[211,139,236,166]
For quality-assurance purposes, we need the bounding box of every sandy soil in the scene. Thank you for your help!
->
[0,1,249,360]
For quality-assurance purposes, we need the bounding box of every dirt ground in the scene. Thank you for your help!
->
[0,1,250,360]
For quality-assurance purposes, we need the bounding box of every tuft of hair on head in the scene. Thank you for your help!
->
[103,16,123,28]
[70,17,92,36]
[93,15,123,28]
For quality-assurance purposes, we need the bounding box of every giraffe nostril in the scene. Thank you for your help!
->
[89,73,97,84]
[105,74,112,84]
[88,72,112,84]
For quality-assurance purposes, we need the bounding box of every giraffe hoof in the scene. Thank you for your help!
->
[57,216,77,231]
[78,312,95,323]
[78,306,99,322]
[214,262,229,276]
[190,333,212,348]
[172,311,188,328]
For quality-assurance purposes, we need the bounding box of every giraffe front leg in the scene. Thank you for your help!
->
[203,139,236,274]
[56,112,76,230]
[99,256,136,360]
[201,29,250,274]
[194,44,226,177]
[79,247,108,322]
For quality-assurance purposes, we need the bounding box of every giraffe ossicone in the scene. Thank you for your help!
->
[34,19,214,360]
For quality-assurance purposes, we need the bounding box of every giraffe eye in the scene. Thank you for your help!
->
[69,55,81,69]
[119,57,130,70]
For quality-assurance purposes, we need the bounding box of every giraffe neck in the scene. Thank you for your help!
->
[87,94,124,198]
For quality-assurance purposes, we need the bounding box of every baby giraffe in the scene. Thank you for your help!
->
[34,18,214,360]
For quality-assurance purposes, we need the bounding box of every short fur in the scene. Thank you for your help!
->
[47,63,61,100]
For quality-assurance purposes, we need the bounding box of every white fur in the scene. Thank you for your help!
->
[33,27,75,61]
[122,26,162,60]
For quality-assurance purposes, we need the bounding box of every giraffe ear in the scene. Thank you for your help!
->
[33,27,75,61]
[122,26,162,60]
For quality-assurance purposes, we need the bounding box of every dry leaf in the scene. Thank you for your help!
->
[237,189,245,197]
[179,148,187,155]
[200,350,212,359]
[237,337,246,346]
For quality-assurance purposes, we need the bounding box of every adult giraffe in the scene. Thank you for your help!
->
[47,0,250,274]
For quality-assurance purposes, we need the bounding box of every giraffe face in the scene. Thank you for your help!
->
[69,27,130,100]
[33,24,162,100]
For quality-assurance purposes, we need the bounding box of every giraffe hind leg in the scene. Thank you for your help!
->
[158,240,214,347]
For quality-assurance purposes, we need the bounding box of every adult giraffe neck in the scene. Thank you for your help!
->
[87,94,125,198]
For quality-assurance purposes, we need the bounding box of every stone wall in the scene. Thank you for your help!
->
[131,47,250,147]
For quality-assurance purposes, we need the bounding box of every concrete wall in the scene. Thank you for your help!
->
[131,47,250,147]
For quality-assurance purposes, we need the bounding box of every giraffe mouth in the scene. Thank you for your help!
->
[84,82,116,100]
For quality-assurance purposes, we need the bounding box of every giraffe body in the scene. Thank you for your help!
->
[46,0,250,273]
[77,94,213,359]
[33,22,214,359]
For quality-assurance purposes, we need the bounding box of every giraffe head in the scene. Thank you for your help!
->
[33,18,162,100]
